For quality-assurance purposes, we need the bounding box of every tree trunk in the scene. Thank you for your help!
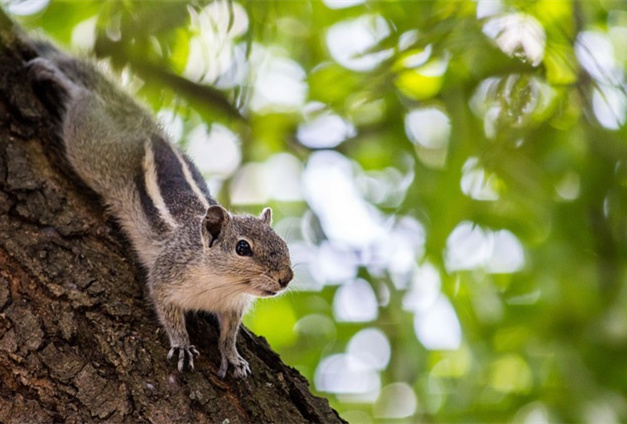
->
[0,17,343,424]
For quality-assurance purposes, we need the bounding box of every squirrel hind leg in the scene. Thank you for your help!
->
[26,57,82,98]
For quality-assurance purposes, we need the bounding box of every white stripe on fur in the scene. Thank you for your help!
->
[172,146,210,210]
[143,140,178,229]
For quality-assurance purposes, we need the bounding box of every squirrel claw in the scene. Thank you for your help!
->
[26,58,63,84]
[218,354,251,379]
[26,57,79,95]
[168,345,200,372]
[26,58,55,77]
[233,358,251,379]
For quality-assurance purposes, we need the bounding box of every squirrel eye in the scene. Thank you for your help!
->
[236,240,252,257]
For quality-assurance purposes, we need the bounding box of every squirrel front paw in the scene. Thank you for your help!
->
[27,58,65,84]
[26,57,79,95]
[218,353,251,379]
[27,57,59,80]
[167,345,200,372]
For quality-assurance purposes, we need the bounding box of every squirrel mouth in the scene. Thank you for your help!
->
[262,290,278,297]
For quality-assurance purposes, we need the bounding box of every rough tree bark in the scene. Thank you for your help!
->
[0,16,344,424]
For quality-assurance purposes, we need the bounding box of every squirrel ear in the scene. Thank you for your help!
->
[260,207,272,225]
[203,205,230,248]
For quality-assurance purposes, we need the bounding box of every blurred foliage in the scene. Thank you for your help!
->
[7,0,627,422]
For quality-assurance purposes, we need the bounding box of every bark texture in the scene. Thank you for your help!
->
[0,18,343,424]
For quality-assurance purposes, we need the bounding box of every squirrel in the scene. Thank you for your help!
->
[26,44,293,379]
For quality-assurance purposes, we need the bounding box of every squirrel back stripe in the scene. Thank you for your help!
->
[150,135,209,221]
[180,153,216,207]
[142,139,179,230]
[170,147,211,211]
[135,171,170,236]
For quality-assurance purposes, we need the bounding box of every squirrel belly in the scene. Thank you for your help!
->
[27,46,293,378]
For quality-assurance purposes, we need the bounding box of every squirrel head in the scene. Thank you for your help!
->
[201,205,293,297]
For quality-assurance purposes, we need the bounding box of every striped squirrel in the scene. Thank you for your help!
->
[26,46,293,379]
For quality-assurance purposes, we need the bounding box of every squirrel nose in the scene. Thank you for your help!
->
[279,268,294,288]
